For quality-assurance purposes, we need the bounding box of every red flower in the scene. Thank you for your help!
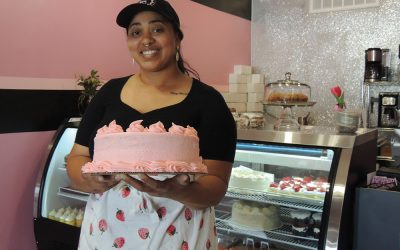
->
[330,85,342,98]
[330,85,346,110]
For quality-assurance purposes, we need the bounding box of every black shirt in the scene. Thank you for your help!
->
[75,76,237,162]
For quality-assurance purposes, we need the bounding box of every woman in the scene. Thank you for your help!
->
[67,0,236,249]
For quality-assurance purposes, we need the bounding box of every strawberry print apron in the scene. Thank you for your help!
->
[78,181,218,250]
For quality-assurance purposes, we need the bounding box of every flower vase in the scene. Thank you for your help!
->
[335,110,360,133]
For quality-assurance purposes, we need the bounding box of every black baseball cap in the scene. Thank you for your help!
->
[116,0,183,40]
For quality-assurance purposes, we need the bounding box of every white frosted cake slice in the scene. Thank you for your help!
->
[228,166,274,194]
[268,176,329,200]
[231,200,282,231]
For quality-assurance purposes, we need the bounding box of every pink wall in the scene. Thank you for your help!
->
[0,1,250,249]
[176,1,251,86]
[0,0,133,81]
[0,0,250,88]
[0,131,55,250]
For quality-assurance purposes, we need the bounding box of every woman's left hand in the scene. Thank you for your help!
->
[115,160,232,209]
[118,174,191,198]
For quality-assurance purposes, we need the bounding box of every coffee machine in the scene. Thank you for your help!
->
[365,48,382,82]
[378,92,400,128]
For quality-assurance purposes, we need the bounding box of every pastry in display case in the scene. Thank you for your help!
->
[233,112,265,129]
[230,200,282,231]
[228,166,274,194]
[216,126,377,250]
[264,72,311,104]
[263,73,316,131]
[241,112,265,129]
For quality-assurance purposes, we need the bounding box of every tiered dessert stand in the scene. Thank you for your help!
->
[263,101,316,131]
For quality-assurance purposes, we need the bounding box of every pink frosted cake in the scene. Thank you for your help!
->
[82,120,208,174]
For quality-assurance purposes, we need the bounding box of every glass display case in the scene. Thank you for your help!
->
[33,118,87,250]
[33,119,377,250]
[216,126,377,250]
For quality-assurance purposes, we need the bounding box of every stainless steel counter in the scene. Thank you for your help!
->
[237,125,377,149]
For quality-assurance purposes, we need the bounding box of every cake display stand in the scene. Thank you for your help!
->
[263,102,316,131]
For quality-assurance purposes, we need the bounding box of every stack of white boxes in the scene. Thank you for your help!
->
[222,65,265,113]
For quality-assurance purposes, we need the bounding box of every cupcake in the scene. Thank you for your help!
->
[292,225,308,237]
[312,212,322,227]
[54,209,64,222]
[64,213,76,226]
[59,210,70,223]
[48,209,56,220]
[75,211,84,227]
[289,210,311,227]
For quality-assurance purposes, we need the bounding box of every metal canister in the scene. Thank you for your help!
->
[381,49,390,81]
[364,48,382,82]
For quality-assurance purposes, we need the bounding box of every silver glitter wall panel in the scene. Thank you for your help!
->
[252,0,400,126]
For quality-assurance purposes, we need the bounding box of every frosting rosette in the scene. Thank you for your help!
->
[81,160,207,173]
[97,120,124,136]
[184,125,198,138]
[126,120,146,132]
[148,121,167,133]
[168,123,186,135]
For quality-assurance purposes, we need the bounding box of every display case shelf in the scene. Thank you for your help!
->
[216,203,320,249]
[235,150,332,171]
[57,187,89,202]
[225,191,324,212]
[216,215,318,250]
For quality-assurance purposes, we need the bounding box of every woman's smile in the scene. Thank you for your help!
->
[141,49,159,57]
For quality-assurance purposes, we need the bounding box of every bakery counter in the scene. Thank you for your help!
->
[216,126,377,250]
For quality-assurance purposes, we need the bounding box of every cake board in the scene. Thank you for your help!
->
[84,171,205,182]
[228,220,283,233]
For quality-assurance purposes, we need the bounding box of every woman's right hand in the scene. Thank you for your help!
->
[67,143,120,193]
[81,173,120,194]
